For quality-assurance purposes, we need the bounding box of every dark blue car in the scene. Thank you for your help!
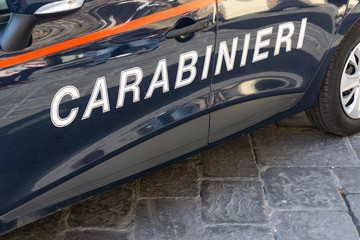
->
[0,0,360,235]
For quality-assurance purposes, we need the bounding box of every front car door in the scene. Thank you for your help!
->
[0,0,216,231]
[209,0,349,142]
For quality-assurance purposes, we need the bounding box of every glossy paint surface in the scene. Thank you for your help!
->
[0,0,215,228]
[209,0,349,139]
[0,0,360,235]
[6,0,53,14]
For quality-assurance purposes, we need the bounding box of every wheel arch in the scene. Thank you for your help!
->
[295,3,360,113]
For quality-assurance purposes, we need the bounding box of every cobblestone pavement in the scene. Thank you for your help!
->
[2,112,360,240]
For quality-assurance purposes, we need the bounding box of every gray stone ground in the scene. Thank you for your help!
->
[2,112,360,240]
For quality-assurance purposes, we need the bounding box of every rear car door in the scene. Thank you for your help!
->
[0,0,216,229]
[209,0,348,142]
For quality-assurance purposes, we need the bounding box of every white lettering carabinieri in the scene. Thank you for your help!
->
[50,18,308,128]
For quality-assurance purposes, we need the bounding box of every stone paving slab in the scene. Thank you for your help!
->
[345,194,360,232]
[139,158,200,198]
[64,230,128,240]
[252,128,358,167]
[0,210,69,240]
[348,134,360,161]
[334,168,360,194]
[134,198,202,240]
[272,211,359,240]
[203,225,274,240]
[263,167,346,210]
[201,181,268,223]
[200,137,258,179]
[67,183,135,228]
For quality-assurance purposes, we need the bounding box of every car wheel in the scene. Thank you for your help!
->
[306,22,360,136]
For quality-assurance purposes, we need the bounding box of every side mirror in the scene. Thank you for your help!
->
[0,0,84,52]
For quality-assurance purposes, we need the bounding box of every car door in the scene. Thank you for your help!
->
[209,0,348,142]
[0,0,216,226]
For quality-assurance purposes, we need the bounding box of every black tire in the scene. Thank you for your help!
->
[306,21,360,136]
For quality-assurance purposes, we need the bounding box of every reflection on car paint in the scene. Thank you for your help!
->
[0,0,359,235]
[50,18,307,127]
[0,61,47,88]
[0,0,216,223]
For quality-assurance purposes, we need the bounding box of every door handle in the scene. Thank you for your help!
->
[165,19,209,40]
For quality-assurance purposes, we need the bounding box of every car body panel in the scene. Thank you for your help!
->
[1,115,209,222]
[209,0,348,141]
[210,93,303,142]
[0,0,360,235]
[0,0,216,232]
